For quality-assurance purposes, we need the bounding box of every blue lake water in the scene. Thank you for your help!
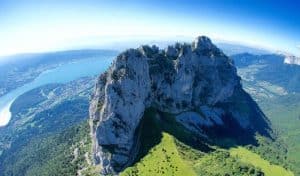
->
[0,55,116,126]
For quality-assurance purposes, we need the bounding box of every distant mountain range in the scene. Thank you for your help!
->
[216,42,271,56]
[232,53,300,93]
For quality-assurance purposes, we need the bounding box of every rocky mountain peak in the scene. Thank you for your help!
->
[89,36,270,175]
[192,36,213,49]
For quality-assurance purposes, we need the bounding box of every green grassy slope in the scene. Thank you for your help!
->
[257,95,300,176]
[230,147,294,176]
[121,108,291,176]
[122,131,292,176]
[121,133,197,176]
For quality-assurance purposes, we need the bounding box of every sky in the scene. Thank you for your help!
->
[0,0,299,57]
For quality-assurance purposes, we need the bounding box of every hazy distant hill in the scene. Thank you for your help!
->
[216,43,270,56]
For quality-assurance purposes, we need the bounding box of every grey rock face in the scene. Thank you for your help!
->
[89,36,254,174]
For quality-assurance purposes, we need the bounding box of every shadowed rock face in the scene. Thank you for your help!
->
[89,36,271,174]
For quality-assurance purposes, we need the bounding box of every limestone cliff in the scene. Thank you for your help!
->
[89,36,270,175]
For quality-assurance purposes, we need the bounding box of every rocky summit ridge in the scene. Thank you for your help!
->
[89,36,271,175]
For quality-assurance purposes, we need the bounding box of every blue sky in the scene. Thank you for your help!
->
[0,0,299,56]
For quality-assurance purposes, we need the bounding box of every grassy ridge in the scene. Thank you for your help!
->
[121,108,292,176]
[122,132,293,176]
[121,133,197,176]
[122,131,285,176]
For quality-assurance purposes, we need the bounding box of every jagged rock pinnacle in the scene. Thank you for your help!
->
[89,36,270,175]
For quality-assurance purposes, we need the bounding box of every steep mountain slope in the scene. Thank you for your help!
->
[90,36,272,175]
[232,53,300,175]
[120,108,291,176]
[0,77,95,175]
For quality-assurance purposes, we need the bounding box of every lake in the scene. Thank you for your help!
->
[0,55,116,126]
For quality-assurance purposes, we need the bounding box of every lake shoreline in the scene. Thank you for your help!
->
[0,101,13,126]
[0,55,115,127]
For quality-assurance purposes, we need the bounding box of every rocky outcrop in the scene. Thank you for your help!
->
[89,36,270,175]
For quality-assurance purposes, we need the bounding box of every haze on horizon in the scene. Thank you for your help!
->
[0,0,299,57]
